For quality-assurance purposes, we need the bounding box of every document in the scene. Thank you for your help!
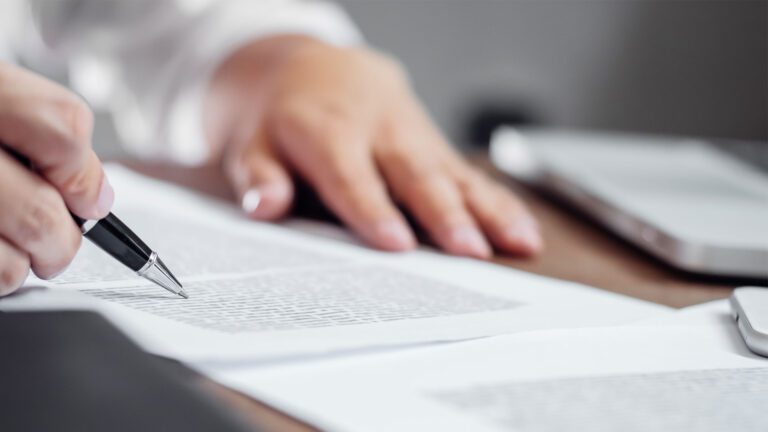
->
[205,323,768,432]
[632,298,732,327]
[1,165,669,363]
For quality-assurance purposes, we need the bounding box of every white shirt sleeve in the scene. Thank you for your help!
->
[0,0,28,63]
[23,0,363,165]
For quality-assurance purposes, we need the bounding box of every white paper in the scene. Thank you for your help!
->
[1,165,670,363]
[632,299,733,328]
[205,322,768,432]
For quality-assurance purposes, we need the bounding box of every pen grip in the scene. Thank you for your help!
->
[84,213,153,272]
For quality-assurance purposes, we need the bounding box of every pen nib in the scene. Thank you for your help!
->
[138,254,188,299]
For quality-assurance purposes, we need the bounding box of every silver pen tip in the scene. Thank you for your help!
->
[138,254,188,299]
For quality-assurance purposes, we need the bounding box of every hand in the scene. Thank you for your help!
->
[205,36,542,258]
[0,62,113,296]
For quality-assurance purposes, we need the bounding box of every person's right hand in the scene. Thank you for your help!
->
[0,62,113,296]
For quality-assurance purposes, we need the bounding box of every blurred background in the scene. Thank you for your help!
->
[84,0,766,156]
[338,0,766,148]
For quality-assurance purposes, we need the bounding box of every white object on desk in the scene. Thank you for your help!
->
[731,287,768,357]
[491,128,768,279]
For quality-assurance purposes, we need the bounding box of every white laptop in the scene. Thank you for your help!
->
[490,128,768,279]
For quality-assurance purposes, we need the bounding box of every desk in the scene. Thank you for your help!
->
[122,156,734,432]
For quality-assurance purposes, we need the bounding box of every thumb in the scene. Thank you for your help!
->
[224,133,294,220]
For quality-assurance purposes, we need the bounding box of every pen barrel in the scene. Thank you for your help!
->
[83,213,153,272]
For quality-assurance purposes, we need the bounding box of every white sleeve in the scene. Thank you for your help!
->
[25,0,363,165]
[0,0,28,63]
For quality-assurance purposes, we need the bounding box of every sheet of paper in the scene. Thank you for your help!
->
[205,323,768,432]
[632,299,733,327]
[1,164,670,363]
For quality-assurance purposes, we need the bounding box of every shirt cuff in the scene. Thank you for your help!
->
[161,1,364,165]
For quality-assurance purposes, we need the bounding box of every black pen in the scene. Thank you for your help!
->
[3,145,187,299]
[71,213,187,298]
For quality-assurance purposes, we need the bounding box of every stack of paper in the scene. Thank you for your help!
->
[2,164,667,363]
[204,315,768,432]
[4,165,763,431]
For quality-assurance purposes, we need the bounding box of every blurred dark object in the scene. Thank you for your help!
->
[713,139,768,172]
[342,1,766,145]
[464,102,539,148]
[0,310,253,432]
[292,175,338,222]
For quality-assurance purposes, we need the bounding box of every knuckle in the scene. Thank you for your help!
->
[62,231,82,263]
[0,254,30,295]
[456,168,491,193]
[334,172,369,197]
[276,98,355,144]
[323,155,371,190]
[54,96,94,148]
[46,236,80,278]
[389,167,441,202]
[33,233,80,281]
[383,144,441,181]
[318,104,356,132]
[16,186,67,248]
[272,100,311,138]
[409,170,446,192]
[59,165,95,199]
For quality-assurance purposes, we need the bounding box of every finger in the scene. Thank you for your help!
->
[0,238,31,297]
[0,62,113,220]
[320,150,416,251]
[0,153,82,279]
[224,131,294,220]
[385,162,492,258]
[376,103,491,258]
[273,106,416,251]
[462,174,543,256]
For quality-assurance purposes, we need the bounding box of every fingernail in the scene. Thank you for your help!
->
[241,183,293,218]
[241,188,262,214]
[449,226,492,258]
[95,176,115,217]
[505,217,543,252]
[373,220,416,250]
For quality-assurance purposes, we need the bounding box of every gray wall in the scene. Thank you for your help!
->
[90,0,767,157]
[338,0,767,146]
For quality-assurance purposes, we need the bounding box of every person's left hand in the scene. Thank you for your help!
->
[204,35,542,259]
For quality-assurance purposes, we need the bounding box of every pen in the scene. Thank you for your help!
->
[2,145,188,299]
[72,213,188,299]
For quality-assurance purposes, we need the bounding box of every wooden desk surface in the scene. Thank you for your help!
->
[122,157,736,431]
